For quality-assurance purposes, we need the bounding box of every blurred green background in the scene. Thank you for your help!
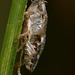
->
[0,0,74,75]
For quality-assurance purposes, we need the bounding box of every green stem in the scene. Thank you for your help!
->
[0,0,27,75]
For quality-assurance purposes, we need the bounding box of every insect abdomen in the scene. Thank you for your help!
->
[24,34,46,72]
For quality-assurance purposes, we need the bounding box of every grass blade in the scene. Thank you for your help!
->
[0,0,27,75]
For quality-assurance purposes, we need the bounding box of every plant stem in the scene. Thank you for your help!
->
[0,0,27,75]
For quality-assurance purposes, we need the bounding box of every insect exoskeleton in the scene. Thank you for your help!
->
[16,0,48,73]
[23,0,48,72]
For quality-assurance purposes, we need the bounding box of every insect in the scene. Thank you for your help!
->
[14,0,48,74]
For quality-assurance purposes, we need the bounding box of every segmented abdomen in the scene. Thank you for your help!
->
[24,34,46,72]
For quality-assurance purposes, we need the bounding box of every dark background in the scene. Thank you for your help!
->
[0,0,74,75]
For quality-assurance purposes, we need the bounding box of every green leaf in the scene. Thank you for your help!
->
[0,0,27,75]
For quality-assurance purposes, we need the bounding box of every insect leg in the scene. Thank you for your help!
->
[14,52,23,75]
[17,68,21,75]
[17,37,29,52]
[14,32,28,43]
[17,48,24,75]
